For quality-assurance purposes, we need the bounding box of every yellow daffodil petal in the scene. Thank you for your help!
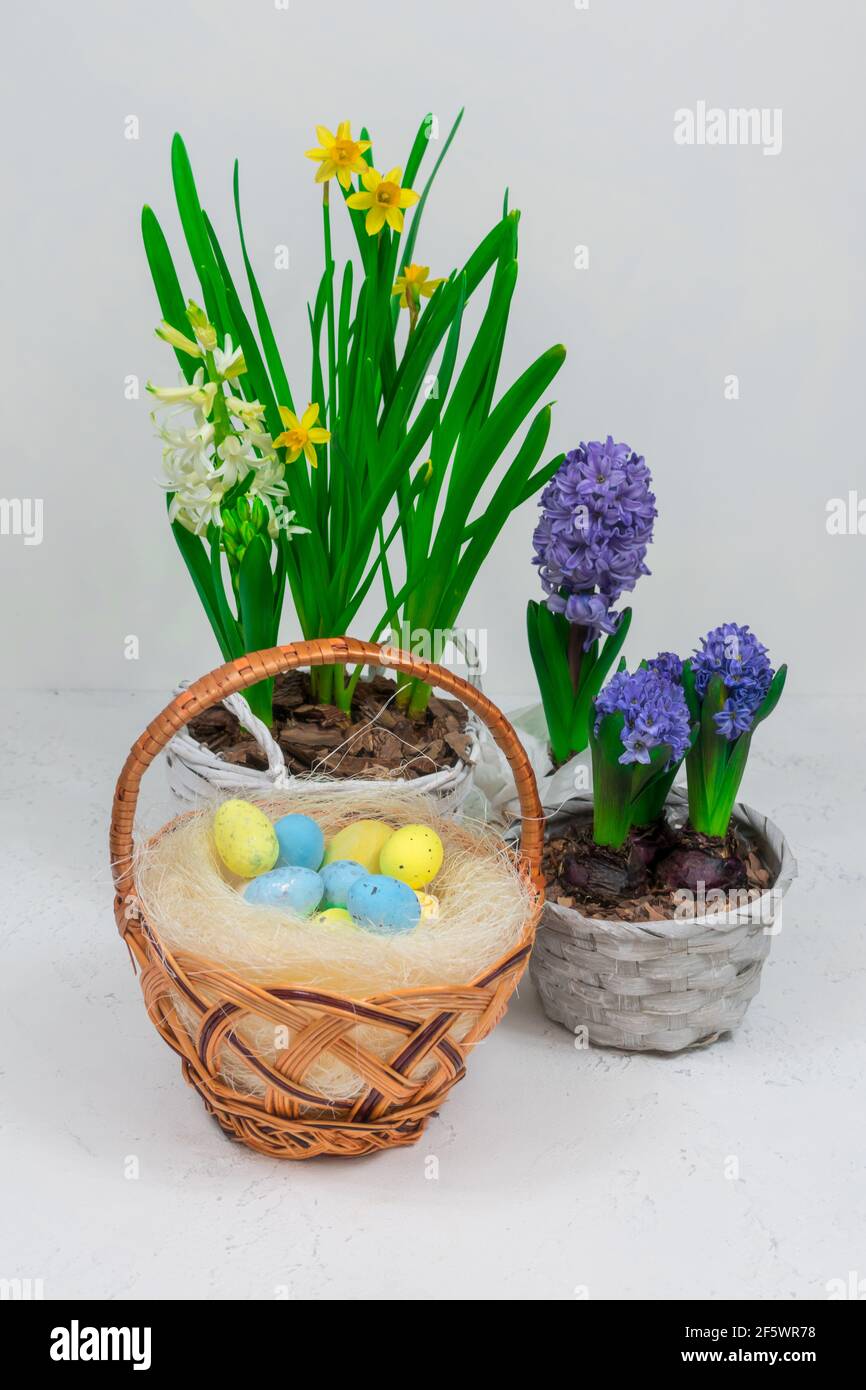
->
[337,166,354,190]
[366,205,387,234]
[305,146,328,161]
[308,427,330,444]
[346,190,374,210]
[301,403,320,429]
[303,442,318,468]
[385,207,404,233]
[420,279,444,297]
[336,120,351,139]
[384,167,402,185]
[278,406,299,429]
[361,166,381,192]
[315,161,336,183]
[315,126,336,148]
[397,187,420,209]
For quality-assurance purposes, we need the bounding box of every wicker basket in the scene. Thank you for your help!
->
[110,638,544,1159]
[164,629,485,808]
[530,793,797,1053]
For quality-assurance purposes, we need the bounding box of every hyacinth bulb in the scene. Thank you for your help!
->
[656,848,746,893]
[562,846,648,901]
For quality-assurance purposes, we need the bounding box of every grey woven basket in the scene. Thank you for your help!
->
[530,793,797,1053]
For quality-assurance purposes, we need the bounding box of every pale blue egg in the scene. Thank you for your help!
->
[346,874,421,935]
[273,814,325,870]
[321,859,368,909]
[243,866,324,916]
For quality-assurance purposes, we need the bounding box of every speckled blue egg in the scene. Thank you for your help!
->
[243,866,324,916]
[321,859,368,909]
[273,813,325,870]
[346,874,421,935]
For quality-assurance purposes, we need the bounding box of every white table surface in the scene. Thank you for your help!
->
[2,690,863,1301]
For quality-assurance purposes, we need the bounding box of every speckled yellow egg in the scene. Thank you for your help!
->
[416,891,440,921]
[379,824,444,890]
[323,820,395,874]
[314,907,355,926]
[213,799,279,879]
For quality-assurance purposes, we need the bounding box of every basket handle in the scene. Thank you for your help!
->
[110,637,545,902]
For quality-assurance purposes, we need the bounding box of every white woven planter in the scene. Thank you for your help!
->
[530,792,797,1053]
[164,663,481,812]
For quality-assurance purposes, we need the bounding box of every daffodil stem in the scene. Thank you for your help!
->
[322,188,337,427]
[332,664,354,713]
[407,290,419,336]
[312,663,334,705]
[407,677,433,719]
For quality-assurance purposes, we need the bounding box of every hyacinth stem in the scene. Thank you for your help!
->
[590,744,633,849]
[568,622,586,694]
[685,738,747,838]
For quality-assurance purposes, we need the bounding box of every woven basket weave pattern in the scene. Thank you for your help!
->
[110,638,544,1159]
[530,797,796,1053]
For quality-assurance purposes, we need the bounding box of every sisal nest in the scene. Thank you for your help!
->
[134,784,534,1106]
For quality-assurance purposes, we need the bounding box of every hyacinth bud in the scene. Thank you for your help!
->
[185,298,217,353]
[221,508,241,539]
[250,497,268,533]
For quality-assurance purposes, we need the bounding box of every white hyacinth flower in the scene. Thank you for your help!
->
[212,336,246,381]
[147,367,218,417]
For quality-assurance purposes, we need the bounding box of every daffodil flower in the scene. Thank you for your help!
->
[305,122,371,190]
[273,403,331,467]
[346,167,420,235]
[392,264,445,309]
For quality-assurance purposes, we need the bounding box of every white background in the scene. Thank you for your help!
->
[3,0,864,700]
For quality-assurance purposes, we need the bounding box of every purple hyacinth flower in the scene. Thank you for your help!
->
[562,591,620,634]
[646,651,683,682]
[620,728,654,765]
[691,622,774,741]
[594,662,691,769]
[714,698,755,739]
[532,436,656,642]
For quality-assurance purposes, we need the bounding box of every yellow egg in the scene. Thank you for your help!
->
[380,824,444,890]
[415,891,440,921]
[314,907,355,926]
[323,819,395,873]
[213,799,279,879]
